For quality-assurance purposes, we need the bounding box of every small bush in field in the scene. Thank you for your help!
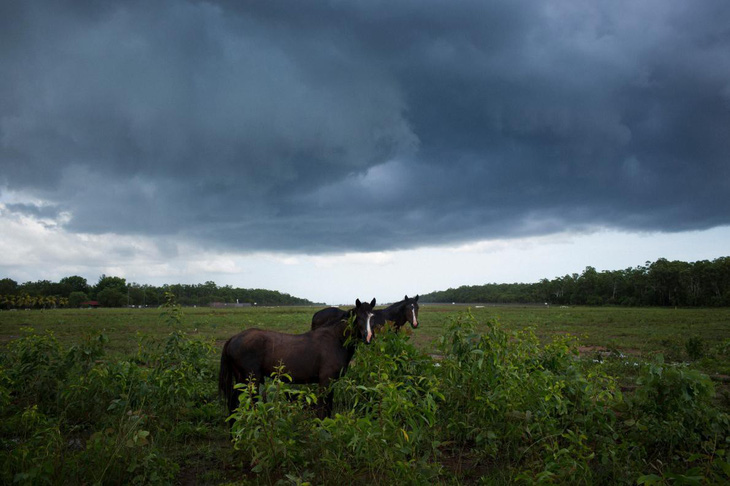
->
[229,366,317,479]
[685,335,705,360]
[436,311,621,483]
[324,327,443,483]
[622,357,725,454]
[0,405,63,485]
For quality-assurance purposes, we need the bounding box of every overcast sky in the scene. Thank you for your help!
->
[1,1,729,304]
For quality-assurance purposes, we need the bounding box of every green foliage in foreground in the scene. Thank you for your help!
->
[0,301,220,485]
[227,313,730,484]
[1,308,729,484]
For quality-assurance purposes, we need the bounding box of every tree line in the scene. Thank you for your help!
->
[420,256,730,307]
[0,275,316,309]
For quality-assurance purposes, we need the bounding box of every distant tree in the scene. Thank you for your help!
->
[127,285,146,306]
[418,256,730,307]
[60,276,90,296]
[68,291,89,308]
[19,279,60,297]
[97,287,126,307]
[94,275,127,297]
[0,278,18,295]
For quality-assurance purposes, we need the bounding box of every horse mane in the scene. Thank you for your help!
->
[385,299,405,311]
[314,313,359,342]
[380,298,407,319]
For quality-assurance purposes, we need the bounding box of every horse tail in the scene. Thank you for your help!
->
[218,337,234,409]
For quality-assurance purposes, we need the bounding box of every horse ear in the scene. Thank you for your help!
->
[404,295,408,300]
[415,295,419,301]
[370,298,376,307]
[356,299,362,308]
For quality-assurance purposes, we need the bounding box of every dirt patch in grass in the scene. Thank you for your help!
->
[439,446,500,483]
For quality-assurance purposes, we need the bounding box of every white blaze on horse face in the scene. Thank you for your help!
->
[366,312,373,342]
[411,305,418,327]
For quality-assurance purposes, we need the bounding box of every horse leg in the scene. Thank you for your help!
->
[318,379,335,419]
[316,389,334,419]
[228,367,246,418]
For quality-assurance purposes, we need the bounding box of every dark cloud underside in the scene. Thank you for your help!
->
[1,0,729,252]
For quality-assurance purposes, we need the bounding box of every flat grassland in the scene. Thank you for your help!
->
[2,304,729,484]
[2,304,729,372]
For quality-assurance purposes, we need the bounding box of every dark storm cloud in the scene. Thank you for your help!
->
[1,0,729,252]
[4,203,62,220]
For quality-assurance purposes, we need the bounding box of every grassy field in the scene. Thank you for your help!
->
[2,304,729,484]
[2,304,729,370]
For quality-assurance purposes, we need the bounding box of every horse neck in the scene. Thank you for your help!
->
[381,301,405,321]
[331,318,361,350]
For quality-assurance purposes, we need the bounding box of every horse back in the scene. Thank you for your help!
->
[311,307,350,330]
[228,327,348,385]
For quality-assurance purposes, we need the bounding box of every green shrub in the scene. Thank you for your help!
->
[436,311,621,483]
[229,366,317,480]
[0,323,216,484]
[1,328,65,411]
[325,327,443,483]
[685,336,705,361]
[0,405,63,485]
[75,407,179,485]
[623,357,727,456]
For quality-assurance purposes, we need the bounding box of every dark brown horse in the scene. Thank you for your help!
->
[311,306,352,330]
[312,295,420,333]
[374,295,419,332]
[219,298,377,419]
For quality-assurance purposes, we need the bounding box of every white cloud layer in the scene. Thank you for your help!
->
[2,204,729,304]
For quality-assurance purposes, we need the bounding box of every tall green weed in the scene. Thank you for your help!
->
[0,313,216,484]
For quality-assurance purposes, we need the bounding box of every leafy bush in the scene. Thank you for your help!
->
[0,321,216,484]
[685,335,705,361]
[324,326,443,483]
[229,367,317,480]
[623,357,727,454]
[436,311,621,483]
[2,328,65,411]
[0,405,63,485]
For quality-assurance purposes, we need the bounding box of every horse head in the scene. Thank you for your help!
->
[404,294,419,329]
[354,298,377,344]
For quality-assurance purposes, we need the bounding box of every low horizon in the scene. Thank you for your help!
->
[3,229,728,306]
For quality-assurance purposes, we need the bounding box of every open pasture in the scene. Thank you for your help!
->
[2,304,728,371]
[1,304,729,484]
